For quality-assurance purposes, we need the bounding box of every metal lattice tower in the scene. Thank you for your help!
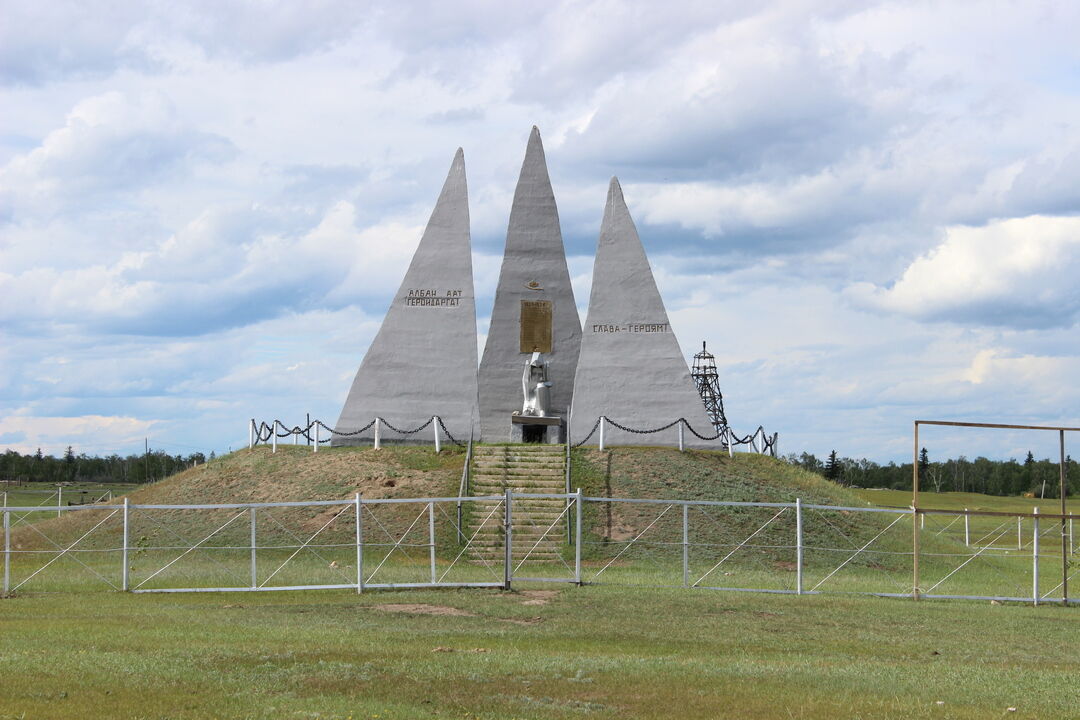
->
[692,342,727,432]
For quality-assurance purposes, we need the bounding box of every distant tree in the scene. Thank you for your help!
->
[918,447,929,486]
[63,446,75,464]
[825,450,841,482]
[34,448,43,461]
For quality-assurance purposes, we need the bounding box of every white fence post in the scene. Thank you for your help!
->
[57,485,62,517]
[964,510,970,547]
[293,426,298,445]
[795,498,803,595]
[272,421,277,454]
[374,419,381,450]
[575,489,583,585]
[433,417,441,453]
[1070,518,1075,556]
[598,417,606,451]
[678,421,684,452]
[428,501,436,584]
[1033,507,1040,606]
[682,502,689,588]
[504,488,513,590]
[248,419,254,450]
[355,493,364,594]
[249,507,257,588]
[1017,515,1023,550]
[3,505,9,596]
[726,428,733,458]
[313,421,319,453]
[121,498,129,592]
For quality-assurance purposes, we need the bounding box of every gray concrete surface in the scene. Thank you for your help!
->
[333,149,478,445]
[478,127,581,441]
[569,178,716,449]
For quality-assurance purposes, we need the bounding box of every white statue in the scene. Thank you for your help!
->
[520,352,552,417]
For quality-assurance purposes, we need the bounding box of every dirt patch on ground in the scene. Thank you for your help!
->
[518,590,559,606]
[604,507,637,541]
[373,603,476,617]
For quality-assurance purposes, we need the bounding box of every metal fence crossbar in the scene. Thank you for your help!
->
[438,501,504,583]
[131,509,250,587]
[810,512,908,592]
[592,504,674,580]
[259,506,350,588]
[970,519,1015,548]
[1041,565,1080,599]
[924,525,1015,595]
[693,508,787,588]
[257,508,353,584]
[514,499,576,575]
[134,510,246,590]
[12,509,120,592]
[364,506,428,584]
[808,509,913,592]
[11,492,60,528]
[363,506,426,562]
[932,514,963,537]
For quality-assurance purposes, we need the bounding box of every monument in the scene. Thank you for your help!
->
[332,149,479,445]
[477,127,581,443]
[569,178,715,448]
[330,130,747,450]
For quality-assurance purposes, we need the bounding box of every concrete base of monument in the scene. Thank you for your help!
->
[509,414,564,444]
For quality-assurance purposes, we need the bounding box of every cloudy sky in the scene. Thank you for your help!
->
[2,0,1078,463]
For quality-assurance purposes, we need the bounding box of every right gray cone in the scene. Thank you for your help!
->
[570,177,716,448]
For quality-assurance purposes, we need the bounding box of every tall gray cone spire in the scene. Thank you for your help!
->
[478,127,581,441]
[333,149,478,445]
[570,177,714,448]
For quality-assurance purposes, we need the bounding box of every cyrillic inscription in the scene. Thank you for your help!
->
[591,323,669,333]
[403,289,464,307]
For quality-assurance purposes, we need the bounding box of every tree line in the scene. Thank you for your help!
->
[786,449,1078,498]
[0,447,212,485]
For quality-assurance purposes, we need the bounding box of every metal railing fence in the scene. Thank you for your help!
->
[3,493,1077,604]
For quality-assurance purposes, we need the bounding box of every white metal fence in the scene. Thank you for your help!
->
[3,493,1077,604]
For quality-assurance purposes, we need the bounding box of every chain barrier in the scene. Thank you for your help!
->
[571,417,776,455]
[434,416,466,447]
[253,415,771,454]
[252,416,465,447]
[572,417,602,448]
[603,417,685,435]
[376,416,434,435]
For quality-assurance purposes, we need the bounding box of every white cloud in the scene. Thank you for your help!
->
[0,415,156,456]
[3,1,1080,462]
[846,215,1080,329]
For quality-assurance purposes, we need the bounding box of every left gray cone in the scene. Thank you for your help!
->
[332,149,478,446]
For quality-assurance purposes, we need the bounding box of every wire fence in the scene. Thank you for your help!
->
[3,493,1076,604]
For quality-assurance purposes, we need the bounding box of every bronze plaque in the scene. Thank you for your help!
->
[519,300,553,353]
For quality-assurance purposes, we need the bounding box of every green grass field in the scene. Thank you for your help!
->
[855,488,1080,515]
[2,449,1077,718]
[3,481,136,513]
[3,584,1077,719]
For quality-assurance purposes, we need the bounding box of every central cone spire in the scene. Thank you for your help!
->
[478,127,581,441]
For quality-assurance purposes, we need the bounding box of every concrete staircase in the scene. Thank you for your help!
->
[466,444,568,563]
